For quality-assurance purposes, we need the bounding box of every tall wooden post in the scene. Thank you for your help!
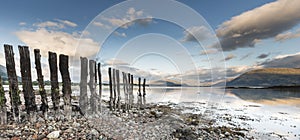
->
[59,54,72,119]
[143,78,146,105]
[122,72,128,111]
[112,69,116,110]
[34,49,48,114]
[97,63,102,112]
[108,68,113,110]
[88,60,97,114]
[79,57,88,115]
[137,77,141,109]
[4,44,21,122]
[19,46,37,122]
[116,70,121,111]
[48,52,60,112]
[127,73,131,109]
[0,76,7,124]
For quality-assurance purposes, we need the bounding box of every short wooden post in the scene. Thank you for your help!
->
[88,60,97,114]
[79,57,88,115]
[137,77,141,109]
[48,52,60,113]
[0,76,7,124]
[127,73,132,109]
[97,63,102,112]
[130,74,134,109]
[4,44,21,122]
[108,68,113,110]
[34,49,48,115]
[116,70,121,111]
[59,54,72,119]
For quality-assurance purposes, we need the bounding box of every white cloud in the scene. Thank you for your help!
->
[200,49,218,55]
[101,7,153,29]
[182,26,212,42]
[55,19,77,27]
[113,31,127,37]
[92,21,111,29]
[15,28,99,57]
[261,52,300,68]
[19,22,26,26]
[275,29,300,41]
[224,54,235,61]
[215,0,300,51]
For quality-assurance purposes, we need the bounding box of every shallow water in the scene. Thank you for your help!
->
[3,85,300,139]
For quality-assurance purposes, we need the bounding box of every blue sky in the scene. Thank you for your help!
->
[0,0,300,85]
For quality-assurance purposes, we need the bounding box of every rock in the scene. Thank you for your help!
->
[47,126,54,131]
[225,131,230,136]
[90,129,99,137]
[47,130,60,139]
[72,122,80,128]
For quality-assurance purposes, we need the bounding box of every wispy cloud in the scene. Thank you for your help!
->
[93,7,153,29]
[224,54,235,61]
[240,52,253,60]
[113,31,127,37]
[34,19,77,29]
[200,49,218,55]
[257,53,270,59]
[275,29,300,41]
[214,0,300,51]
[19,22,26,26]
[181,26,212,42]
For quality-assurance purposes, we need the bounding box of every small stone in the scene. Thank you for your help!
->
[90,129,99,137]
[225,131,230,136]
[47,130,60,139]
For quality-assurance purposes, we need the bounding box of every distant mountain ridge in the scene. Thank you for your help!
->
[0,64,8,80]
[226,68,300,88]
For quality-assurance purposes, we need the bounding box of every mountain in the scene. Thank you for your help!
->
[0,64,8,81]
[149,80,189,87]
[226,68,300,88]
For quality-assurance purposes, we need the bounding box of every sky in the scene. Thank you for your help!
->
[0,0,300,85]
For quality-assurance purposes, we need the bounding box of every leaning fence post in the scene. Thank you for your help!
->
[79,57,88,115]
[48,52,60,114]
[59,54,72,119]
[0,76,7,124]
[112,69,117,110]
[34,49,48,117]
[108,68,113,110]
[19,46,37,122]
[4,44,21,122]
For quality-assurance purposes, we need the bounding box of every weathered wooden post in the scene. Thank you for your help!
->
[4,44,21,122]
[108,68,113,110]
[19,46,37,122]
[116,70,121,111]
[137,77,142,109]
[0,76,7,124]
[79,57,88,115]
[59,54,72,119]
[48,52,60,114]
[112,69,116,110]
[34,49,48,116]
[122,72,128,111]
[127,73,132,109]
[143,78,146,105]
[88,60,97,114]
[97,63,102,112]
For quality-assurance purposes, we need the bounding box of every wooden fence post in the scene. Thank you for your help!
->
[143,78,146,105]
[79,57,88,115]
[97,63,102,112]
[137,77,141,109]
[88,60,97,114]
[0,76,7,124]
[48,52,60,113]
[127,73,131,109]
[19,46,37,122]
[130,74,134,109]
[112,69,116,110]
[59,54,72,119]
[4,44,21,122]
[116,70,121,111]
[108,68,113,110]
[122,72,128,111]
[34,49,48,115]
